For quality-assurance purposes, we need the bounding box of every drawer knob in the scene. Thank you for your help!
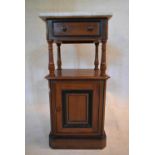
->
[87,26,94,31]
[61,26,67,32]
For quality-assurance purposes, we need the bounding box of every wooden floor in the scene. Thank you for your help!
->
[26,92,129,155]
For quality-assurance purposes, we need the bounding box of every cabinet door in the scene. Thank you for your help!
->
[54,81,102,136]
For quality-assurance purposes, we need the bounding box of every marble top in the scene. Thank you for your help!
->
[39,12,112,21]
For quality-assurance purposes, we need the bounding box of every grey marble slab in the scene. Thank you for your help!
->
[39,12,112,20]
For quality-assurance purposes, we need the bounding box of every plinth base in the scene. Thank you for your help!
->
[49,134,106,149]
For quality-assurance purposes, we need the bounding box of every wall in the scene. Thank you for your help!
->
[25,0,129,105]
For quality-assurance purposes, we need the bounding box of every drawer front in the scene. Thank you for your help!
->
[53,22,100,36]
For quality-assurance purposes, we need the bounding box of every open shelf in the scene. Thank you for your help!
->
[45,69,110,80]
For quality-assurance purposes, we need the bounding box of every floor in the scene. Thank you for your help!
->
[25,92,128,155]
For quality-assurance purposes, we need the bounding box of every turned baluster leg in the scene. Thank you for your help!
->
[100,41,107,76]
[94,42,99,70]
[48,40,55,76]
[57,43,62,70]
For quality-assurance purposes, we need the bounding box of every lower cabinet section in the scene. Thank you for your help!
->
[48,80,107,149]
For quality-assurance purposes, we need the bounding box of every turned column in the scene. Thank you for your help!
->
[94,42,99,70]
[57,43,62,70]
[100,41,107,76]
[47,40,55,76]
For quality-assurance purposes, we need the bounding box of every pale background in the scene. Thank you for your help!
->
[25,0,129,155]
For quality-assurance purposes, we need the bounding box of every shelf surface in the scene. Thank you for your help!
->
[45,69,110,80]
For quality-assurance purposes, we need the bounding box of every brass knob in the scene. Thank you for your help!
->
[87,26,94,31]
[61,26,67,32]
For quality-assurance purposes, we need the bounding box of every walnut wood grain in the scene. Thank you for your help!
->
[57,43,62,70]
[49,133,106,149]
[45,69,110,80]
[67,94,88,122]
[54,81,100,135]
[100,41,107,76]
[53,22,100,36]
[40,14,112,149]
[94,42,99,70]
[46,18,109,42]
[48,40,55,76]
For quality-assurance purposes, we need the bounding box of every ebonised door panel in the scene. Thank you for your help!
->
[54,81,101,136]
